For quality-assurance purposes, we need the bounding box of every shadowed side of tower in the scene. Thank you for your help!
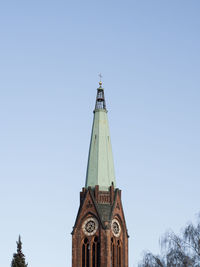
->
[72,81,129,267]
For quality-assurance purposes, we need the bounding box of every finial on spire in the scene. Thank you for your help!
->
[98,73,103,86]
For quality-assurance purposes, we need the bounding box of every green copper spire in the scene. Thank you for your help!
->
[85,81,116,191]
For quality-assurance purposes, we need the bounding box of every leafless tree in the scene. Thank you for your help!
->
[139,214,200,267]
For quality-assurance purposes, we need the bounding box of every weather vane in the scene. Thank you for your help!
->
[99,73,103,82]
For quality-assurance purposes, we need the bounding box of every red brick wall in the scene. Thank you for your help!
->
[72,185,129,267]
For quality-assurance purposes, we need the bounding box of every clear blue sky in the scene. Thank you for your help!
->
[0,1,200,266]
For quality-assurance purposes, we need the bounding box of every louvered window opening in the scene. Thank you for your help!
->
[82,237,100,267]
[111,238,122,267]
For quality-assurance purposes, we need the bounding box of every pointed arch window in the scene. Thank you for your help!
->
[111,238,122,267]
[117,240,122,267]
[111,237,115,267]
[82,236,100,267]
[82,238,89,267]
[92,236,100,267]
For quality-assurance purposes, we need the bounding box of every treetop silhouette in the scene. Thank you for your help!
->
[11,235,28,267]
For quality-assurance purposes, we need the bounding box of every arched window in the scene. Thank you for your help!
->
[111,238,122,267]
[82,238,89,267]
[111,237,115,267]
[82,237,100,267]
[92,236,100,267]
[119,246,121,267]
[117,240,122,267]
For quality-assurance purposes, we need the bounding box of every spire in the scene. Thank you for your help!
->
[85,80,116,191]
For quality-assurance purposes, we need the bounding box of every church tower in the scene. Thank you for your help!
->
[72,81,129,267]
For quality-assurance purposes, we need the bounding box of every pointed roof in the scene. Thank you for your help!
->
[85,81,116,191]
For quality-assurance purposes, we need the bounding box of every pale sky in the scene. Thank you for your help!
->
[0,1,200,266]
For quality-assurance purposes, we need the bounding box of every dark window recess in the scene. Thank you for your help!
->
[82,244,85,267]
[92,243,95,267]
[82,236,100,267]
[119,246,121,267]
[82,238,90,267]
[86,244,89,267]
[97,242,100,267]
[112,243,115,267]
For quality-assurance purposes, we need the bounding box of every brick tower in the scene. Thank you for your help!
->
[72,81,128,267]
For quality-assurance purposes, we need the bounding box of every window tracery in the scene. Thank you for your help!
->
[111,237,122,267]
[82,236,100,267]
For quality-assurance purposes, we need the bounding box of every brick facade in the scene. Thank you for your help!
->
[72,184,129,267]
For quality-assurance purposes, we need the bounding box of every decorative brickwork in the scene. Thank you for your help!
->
[72,184,129,267]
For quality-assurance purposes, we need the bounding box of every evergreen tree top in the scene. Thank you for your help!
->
[11,235,28,267]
